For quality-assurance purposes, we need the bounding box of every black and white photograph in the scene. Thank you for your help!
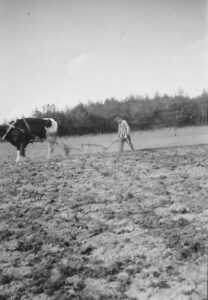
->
[0,0,207,299]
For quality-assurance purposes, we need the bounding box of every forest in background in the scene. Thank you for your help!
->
[33,91,208,136]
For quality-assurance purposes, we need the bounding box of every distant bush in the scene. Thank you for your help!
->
[32,91,208,136]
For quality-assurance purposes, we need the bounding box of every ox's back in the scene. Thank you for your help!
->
[14,118,58,140]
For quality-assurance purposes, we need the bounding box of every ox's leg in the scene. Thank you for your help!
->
[47,137,56,159]
[20,143,26,157]
[15,143,22,163]
[16,143,26,162]
[46,134,70,159]
[16,145,25,162]
[62,142,70,156]
[47,142,52,159]
[16,149,21,163]
[53,141,70,156]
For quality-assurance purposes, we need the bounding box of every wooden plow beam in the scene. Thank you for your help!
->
[81,143,108,151]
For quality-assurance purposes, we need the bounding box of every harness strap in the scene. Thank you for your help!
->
[1,120,28,140]
[1,122,15,140]
[23,118,36,142]
[23,118,31,133]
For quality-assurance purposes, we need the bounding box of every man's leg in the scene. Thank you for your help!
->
[127,135,135,152]
[116,138,125,160]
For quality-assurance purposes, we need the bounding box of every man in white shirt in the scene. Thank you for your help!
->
[114,116,135,158]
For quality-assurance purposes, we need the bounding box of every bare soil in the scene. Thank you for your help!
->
[0,145,208,300]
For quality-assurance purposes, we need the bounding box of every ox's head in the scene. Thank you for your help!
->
[43,118,52,128]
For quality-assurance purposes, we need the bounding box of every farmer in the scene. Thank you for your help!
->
[114,116,135,158]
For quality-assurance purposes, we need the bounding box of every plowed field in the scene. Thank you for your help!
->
[0,143,208,299]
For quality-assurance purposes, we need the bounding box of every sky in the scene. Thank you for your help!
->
[0,0,207,121]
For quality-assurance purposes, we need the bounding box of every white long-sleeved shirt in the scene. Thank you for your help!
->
[118,120,130,139]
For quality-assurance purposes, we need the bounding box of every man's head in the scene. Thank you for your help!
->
[114,116,122,124]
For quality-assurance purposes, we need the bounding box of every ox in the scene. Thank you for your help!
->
[0,117,68,162]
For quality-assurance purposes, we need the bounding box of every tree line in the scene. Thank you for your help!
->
[33,91,208,136]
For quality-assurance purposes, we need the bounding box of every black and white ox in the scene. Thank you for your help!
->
[0,118,68,162]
